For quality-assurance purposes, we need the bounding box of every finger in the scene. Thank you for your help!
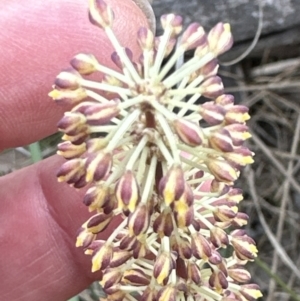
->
[0,155,120,301]
[0,0,148,150]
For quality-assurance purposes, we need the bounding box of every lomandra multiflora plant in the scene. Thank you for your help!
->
[49,1,262,300]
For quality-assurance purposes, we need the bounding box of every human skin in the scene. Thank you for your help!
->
[0,1,148,300]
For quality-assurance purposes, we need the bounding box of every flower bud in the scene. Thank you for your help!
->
[85,212,113,234]
[232,212,249,227]
[86,137,108,152]
[191,233,212,260]
[49,87,87,105]
[174,201,194,229]
[83,184,110,211]
[209,270,228,291]
[210,227,229,248]
[223,147,254,168]
[119,234,138,251]
[57,112,87,135]
[57,141,86,159]
[239,284,263,300]
[101,268,122,289]
[227,188,243,203]
[85,151,112,182]
[56,158,85,183]
[155,36,177,57]
[230,231,258,261]
[224,123,251,146]
[88,0,114,29]
[137,27,154,50]
[70,53,98,75]
[199,102,226,125]
[140,287,157,301]
[209,129,234,152]
[128,203,150,236]
[76,227,96,248]
[153,209,174,237]
[215,94,234,107]
[160,14,183,36]
[201,76,224,98]
[122,269,150,286]
[54,69,82,90]
[109,248,132,268]
[159,164,185,206]
[91,241,113,272]
[133,241,148,259]
[225,105,250,124]
[180,23,206,50]
[210,180,229,195]
[85,101,120,126]
[209,249,223,265]
[153,252,177,285]
[187,261,202,284]
[213,204,238,222]
[206,157,238,184]
[175,237,192,259]
[62,132,89,145]
[116,170,140,214]
[173,119,204,146]
[158,285,177,301]
[228,267,251,283]
[207,22,233,55]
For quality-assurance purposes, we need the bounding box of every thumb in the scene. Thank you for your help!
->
[0,0,149,149]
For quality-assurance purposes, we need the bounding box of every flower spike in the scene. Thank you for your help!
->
[50,0,260,300]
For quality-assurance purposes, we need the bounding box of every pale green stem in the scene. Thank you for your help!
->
[156,113,180,162]
[29,142,42,163]
[106,109,140,151]
[105,27,141,83]
[141,155,157,203]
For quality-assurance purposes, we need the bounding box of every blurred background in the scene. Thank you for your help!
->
[1,0,300,300]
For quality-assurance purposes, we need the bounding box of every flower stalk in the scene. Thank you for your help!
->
[50,0,262,300]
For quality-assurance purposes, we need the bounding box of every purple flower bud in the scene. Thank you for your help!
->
[49,87,87,105]
[122,268,151,286]
[88,0,114,29]
[187,261,202,284]
[84,101,120,126]
[57,112,87,135]
[109,248,132,268]
[199,101,226,125]
[173,118,204,146]
[85,212,113,234]
[70,53,98,75]
[115,170,140,214]
[54,69,82,90]
[209,128,234,152]
[180,23,207,50]
[153,209,174,237]
[137,27,154,50]
[160,14,183,36]
[207,22,233,55]
[153,251,177,285]
[56,158,85,183]
[91,241,113,272]
[159,164,185,206]
[201,76,224,98]
[85,151,112,182]
[209,270,228,291]
[128,203,150,236]
[57,141,86,159]
[191,233,212,260]
[206,157,239,184]
[101,269,122,289]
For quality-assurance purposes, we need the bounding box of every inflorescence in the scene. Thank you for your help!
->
[49,1,262,300]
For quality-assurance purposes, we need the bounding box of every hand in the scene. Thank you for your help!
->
[0,1,148,300]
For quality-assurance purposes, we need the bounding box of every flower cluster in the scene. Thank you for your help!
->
[49,1,262,300]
